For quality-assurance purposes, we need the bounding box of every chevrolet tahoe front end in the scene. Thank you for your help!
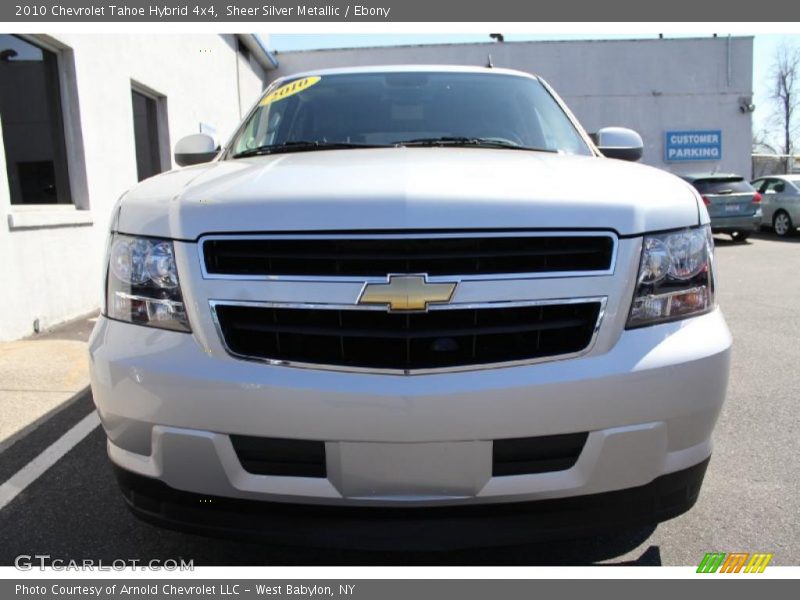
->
[89,66,731,548]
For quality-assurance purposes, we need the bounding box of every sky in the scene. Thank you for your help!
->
[267,33,798,146]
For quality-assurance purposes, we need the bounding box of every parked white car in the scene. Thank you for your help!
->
[751,175,800,237]
[89,66,731,548]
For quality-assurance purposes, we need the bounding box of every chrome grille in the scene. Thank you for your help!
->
[211,299,605,374]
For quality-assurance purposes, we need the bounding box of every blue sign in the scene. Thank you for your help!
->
[665,130,722,162]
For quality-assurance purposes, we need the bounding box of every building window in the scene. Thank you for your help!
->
[0,34,72,205]
[131,89,164,181]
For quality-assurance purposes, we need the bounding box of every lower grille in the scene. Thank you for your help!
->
[493,433,589,476]
[230,435,326,478]
[213,300,603,372]
[228,433,588,479]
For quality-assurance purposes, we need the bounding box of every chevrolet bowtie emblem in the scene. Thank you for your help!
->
[358,275,457,312]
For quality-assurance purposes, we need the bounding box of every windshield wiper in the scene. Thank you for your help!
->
[394,136,557,152]
[232,137,558,158]
[232,140,387,158]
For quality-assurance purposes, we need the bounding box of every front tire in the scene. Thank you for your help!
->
[773,211,795,237]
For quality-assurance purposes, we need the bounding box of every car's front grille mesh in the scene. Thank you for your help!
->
[213,302,602,371]
[202,235,615,277]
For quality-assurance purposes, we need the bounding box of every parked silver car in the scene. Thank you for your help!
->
[751,175,800,237]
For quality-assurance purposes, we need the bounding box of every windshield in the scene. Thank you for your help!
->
[228,72,593,157]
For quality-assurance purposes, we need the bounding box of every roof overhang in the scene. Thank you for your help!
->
[235,34,279,71]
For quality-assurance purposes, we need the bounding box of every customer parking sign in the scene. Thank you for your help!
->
[665,130,722,162]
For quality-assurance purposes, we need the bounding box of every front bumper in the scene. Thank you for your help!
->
[90,308,731,513]
[114,458,710,550]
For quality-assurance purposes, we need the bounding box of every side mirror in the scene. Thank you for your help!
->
[174,133,218,167]
[592,127,643,162]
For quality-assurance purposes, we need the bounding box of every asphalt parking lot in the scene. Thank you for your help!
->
[0,231,797,567]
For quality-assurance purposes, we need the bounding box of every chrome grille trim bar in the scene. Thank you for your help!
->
[209,296,608,376]
[198,231,618,282]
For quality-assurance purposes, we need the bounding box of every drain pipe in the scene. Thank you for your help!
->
[727,34,732,87]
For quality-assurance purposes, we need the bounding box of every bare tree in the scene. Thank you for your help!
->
[752,129,781,176]
[752,129,778,155]
[769,44,800,172]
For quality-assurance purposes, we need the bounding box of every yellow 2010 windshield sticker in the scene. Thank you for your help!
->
[259,76,321,106]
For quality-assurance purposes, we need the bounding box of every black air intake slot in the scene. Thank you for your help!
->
[492,432,589,476]
[230,436,326,478]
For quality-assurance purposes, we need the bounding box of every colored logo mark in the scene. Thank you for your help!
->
[697,552,773,573]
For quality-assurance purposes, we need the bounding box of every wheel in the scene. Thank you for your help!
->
[773,211,795,237]
[730,231,750,243]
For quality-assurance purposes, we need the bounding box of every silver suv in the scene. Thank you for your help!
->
[89,66,731,548]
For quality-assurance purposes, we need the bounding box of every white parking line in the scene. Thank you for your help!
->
[0,411,100,511]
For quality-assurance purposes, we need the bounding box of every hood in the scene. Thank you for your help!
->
[116,148,702,240]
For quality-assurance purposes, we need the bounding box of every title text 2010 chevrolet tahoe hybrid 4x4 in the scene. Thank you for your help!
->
[89,66,731,548]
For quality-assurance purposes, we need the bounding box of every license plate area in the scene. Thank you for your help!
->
[327,441,492,499]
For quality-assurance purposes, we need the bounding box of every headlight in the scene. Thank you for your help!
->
[626,225,715,328]
[105,234,191,332]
